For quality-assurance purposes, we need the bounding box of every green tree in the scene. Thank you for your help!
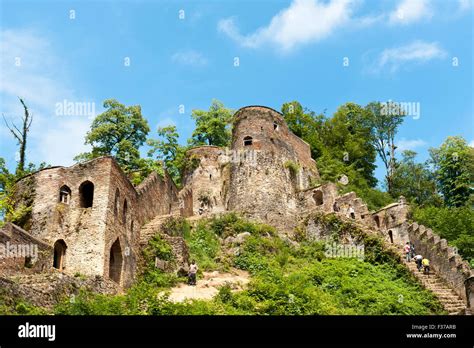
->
[391,150,441,206]
[325,103,377,187]
[147,125,187,186]
[189,100,233,147]
[282,101,377,187]
[365,101,406,194]
[0,158,14,222]
[281,101,326,159]
[429,136,474,207]
[74,99,150,173]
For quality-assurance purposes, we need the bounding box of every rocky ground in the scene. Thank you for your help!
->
[163,268,250,302]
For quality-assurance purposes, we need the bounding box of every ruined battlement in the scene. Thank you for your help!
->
[407,222,473,302]
[6,155,178,288]
[180,146,229,216]
[232,106,318,176]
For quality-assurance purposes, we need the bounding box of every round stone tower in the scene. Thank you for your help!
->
[227,106,319,232]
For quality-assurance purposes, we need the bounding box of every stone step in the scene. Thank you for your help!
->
[396,245,467,314]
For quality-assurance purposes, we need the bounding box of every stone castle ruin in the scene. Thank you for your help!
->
[1,106,473,313]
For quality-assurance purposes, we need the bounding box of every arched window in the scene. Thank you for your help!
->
[388,230,394,244]
[313,190,323,206]
[109,238,122,283]
[374,216,380,228]
[53,239,67,270]
[273,122,279,130]
[243,136,253,146]
[114,189,120,216]
[122,199,128,225]
[59,185,71,204]
[79,181,94,208]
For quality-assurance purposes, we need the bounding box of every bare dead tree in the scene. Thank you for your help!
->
[2,97,32,174]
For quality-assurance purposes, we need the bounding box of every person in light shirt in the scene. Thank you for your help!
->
[188,260,198,286]
[404,242,411,262]
[415,254,423,271]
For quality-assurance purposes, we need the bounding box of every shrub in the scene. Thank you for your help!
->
[186,223,220,271]
[160,216,191,238]
[412,205,474,263]
[284,160,300,176]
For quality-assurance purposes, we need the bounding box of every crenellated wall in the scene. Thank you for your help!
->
[136,170,179,224]
[406,222,473,304]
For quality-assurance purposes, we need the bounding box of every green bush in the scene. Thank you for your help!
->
[284,160,300,176]
[412,205,474,264]
[208,212,275,238]
[143,234,174,262]
[47,214,447,316]
[186,222,220,271]
[160,216,191,238]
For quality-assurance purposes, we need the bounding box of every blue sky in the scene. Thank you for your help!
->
[0,0,473,188]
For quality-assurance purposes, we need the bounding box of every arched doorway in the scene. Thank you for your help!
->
[109,239,123,283]
[53,240,67,270]
[388,230,394,244]
[79,181,94,208]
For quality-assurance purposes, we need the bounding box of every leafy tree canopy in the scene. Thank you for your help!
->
[189,99,233,147]
[74,99,150,173]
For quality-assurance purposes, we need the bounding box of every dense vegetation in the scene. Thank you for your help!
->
[1,214,445,315]
[0,97,472,314]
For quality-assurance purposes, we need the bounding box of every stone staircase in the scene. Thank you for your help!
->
[401,254,466,315]
[139,213,178,246]
[139,212,217,247]
[334,213,468,315]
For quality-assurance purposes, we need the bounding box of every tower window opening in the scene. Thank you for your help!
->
[59,185,71,204]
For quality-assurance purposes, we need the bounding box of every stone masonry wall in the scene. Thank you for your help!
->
[232,106,319,178]
[406,222,473,305]
[9,156,179,288]
[103,159,140,288]
[0,223,52,277]
[228,106,321,233]
[181,146,229,216]
[24,158,112,278]
[136,170,179,224]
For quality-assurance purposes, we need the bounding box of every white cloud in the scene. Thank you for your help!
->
[468,140,474,147]
[0,29,93,167]
[373,40,447,73]
[389,0,433,25]
[458,0,472,11]
[171,50,208,66]
[218,0,355,52]
[396,138,427,152]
